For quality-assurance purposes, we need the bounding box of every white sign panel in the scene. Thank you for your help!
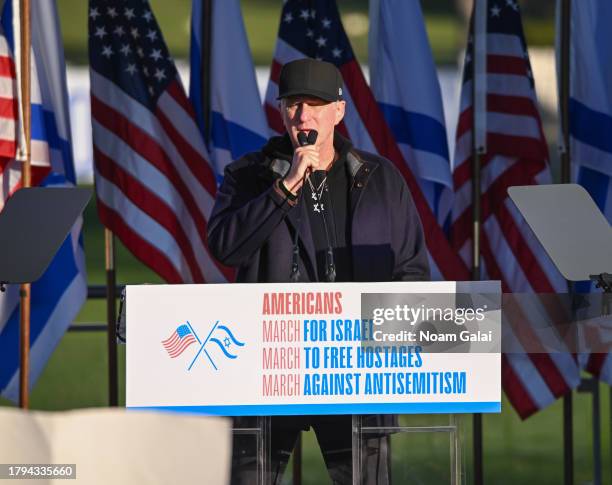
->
[126,281,501,415]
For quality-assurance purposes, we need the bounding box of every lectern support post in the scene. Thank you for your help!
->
[352,414,464,484]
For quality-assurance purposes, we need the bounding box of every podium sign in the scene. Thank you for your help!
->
[126,281,501,416]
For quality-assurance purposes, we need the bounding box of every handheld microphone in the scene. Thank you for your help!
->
[297,130,318,147]
[290,130,318,281]
[294,129,336,283]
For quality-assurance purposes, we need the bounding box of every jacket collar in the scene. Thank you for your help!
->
[263,131,362,179]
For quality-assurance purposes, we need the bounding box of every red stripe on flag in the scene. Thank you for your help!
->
[456,120,546,164]
[0,139,16,159]
[452,161,543,249]
[94,146,205,283]
[97,199,184,283]
[336,120,350,139]
[162,81,218,196]
[270,60,282,85]
[502,354,539,420]
[486,133,548,162]
[168,335,196,357]
[166,80,196,117]
[487,54,528,76]
[162,332,181,347]
[0,96,17,119]
[486,94,541,118]
[155,105,217,197]
[452,153,492,188]
[586,353,607,377]
[0,56,15,78]
[495,204,556,293]
[339,61,470,280]
[265,103,285,135]
[455,107,472,140]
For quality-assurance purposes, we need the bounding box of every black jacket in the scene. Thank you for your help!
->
[208,132,430,283]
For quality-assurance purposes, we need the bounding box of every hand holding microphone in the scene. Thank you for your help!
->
[283,130,319,194]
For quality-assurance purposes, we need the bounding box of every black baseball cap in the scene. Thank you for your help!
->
[277,58,343,102]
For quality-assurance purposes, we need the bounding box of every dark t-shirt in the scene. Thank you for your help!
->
[304,154,353,281]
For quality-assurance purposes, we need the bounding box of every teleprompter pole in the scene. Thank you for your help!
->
[558,1,574,483]
[105,230,118,406]
[471,0,487,482]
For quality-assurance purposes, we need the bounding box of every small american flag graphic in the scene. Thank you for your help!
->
[161,324,197,358]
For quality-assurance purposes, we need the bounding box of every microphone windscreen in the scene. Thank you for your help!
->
[307,130,318,145]
[297,131,308,146]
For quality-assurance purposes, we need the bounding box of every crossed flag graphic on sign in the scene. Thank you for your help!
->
[187,321,245,371]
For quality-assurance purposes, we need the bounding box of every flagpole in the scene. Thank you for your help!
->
[471,0,488,483]
[558,1,574,484]
[559,0,571,185]
[105,229,118,406]
[200,0,212,145]
[18,0,32,410]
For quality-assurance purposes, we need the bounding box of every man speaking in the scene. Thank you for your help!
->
[208,58,429,484]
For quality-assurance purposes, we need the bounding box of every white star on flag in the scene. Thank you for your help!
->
[150,49,162,61]
[125,63,136,75]
[94,26,106,39]
[154,68,166,82]
[89,7,100,20]
[142,10,153,22]
[491,5,501,17]
[114,26,125,37]
[130,27,139,39]
[124,7,135,20]
[120,44,131,56]
[322,17,331,28]
[300,9,309,20]
[101,45,113,58]
[315,36,327,47]
[146,29,158,42]
[284,12,293,23]
[107,7,117,18]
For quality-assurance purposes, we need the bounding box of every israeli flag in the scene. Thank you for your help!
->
[368,0,453,232]
[562,0,612,382]
[190,0,268,180]
[567,0,612,224]
[0,0,87,401]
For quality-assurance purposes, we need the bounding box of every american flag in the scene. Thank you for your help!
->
[0,25,16,164]
[162,324,197,358]
[89,0,230,284]
[264,0,470,281]
[0,13,51,205]
[451,1,580,418]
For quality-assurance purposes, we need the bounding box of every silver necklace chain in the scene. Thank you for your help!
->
[307,173,327,201]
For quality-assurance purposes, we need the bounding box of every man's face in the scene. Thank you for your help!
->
[280,95,346,149]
